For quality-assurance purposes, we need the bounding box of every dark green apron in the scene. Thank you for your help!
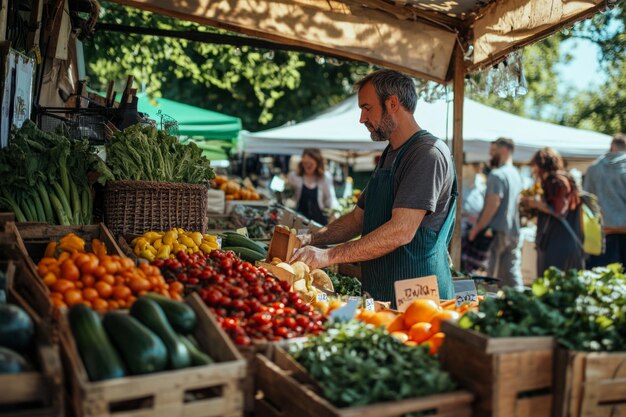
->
[361,134,457,305]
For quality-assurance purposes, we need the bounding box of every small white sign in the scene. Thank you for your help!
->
[453,280,478,307]
[316,292,328,302]
[365,298,375,311]
[236,227,249,237]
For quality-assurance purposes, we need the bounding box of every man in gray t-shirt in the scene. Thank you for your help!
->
[356,131,453,232]
[469,138,523,288]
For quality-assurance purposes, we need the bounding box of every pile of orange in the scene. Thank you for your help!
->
[37,238,183,312]
[357,299,463,355]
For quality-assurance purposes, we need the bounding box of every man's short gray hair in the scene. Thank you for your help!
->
[354,69,417,113]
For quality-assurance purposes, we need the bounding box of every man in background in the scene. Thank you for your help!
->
[469,138,523,288]
[584,133,626,266]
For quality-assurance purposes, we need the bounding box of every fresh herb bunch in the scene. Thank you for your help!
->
[325,269,362,296]
[461,264,626,351]
[289,321,456,408]
[100,124,214,184]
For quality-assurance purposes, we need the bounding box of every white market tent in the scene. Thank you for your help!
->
[240,95,612,166]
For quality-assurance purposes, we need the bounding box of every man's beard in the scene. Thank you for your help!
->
[368,110,396,142]
[490,154,501,168]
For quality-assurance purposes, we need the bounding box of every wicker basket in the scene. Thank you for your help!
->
[103,180,208,236]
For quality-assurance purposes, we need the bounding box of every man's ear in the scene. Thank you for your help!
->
[386,95,400,114]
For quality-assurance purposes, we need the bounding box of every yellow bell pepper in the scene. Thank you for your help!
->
[146,245,158,255]
[162,231,178,245]
[179,235,195,248]
[44,242,57,258]
[157,245,171,259]
[153,239,163,250]
[203,234,217,242]
[140,249,156,262]
[143,231,163,243]
[58,233,85,253]
[190,232,204,246]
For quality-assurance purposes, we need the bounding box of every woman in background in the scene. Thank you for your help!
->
[523,148,584,273]
[288,149,339,225]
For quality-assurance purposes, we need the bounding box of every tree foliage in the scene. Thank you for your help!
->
[84,1,370,131]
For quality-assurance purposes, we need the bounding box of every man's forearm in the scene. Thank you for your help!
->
[310,211,362,246]
[328,215,417,264]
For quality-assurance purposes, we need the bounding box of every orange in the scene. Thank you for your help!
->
[120,258,135,270]
[368,311,397,327]
[357,309,375,323]
[403,299,440,328]
[42,272,57,287]
[112,285,131,300]
[386,314,406,333]
[129,277,151,293]
[52,279,75,293]
[94,281,113,299]
[423,332,445,355]
[93,266,107,278]
[81,274,95,288]
[430,310,460,333]
[80,257,99,275]
[169,291,182,301]
[51,297,67,310]
[82,288,99,301]
[64,289,83,307]
[390,331,409,343]
[100,274,116,285]
[408,322,433,343]
[108,300,120,310]
[169,281,184,294]
[92,298,109,312]
[61,260,80,281]
[404,340,418,347]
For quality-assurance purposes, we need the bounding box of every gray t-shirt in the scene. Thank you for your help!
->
[357,130,454,231]
[485,163,522,235]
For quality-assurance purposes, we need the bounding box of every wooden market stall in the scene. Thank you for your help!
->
[105,0,609,265]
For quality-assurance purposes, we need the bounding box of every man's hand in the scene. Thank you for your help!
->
[291,246,332,269]
[297,233,312,247]
[468,227,479,242]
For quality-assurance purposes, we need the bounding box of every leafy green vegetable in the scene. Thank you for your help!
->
[465,265,626,351]
[289,321,456,409]
[0,121,101,224]
[100,124,214,184]
[325,269,362,296]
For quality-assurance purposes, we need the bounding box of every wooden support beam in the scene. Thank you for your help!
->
[450,44,464,271]
[0,0,7,41]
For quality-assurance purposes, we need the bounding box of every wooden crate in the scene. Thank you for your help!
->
[440,321,555,417]
[255,347,474,417]
[61,293,246,417]
[0,262,64,417]
[553,348,626,417]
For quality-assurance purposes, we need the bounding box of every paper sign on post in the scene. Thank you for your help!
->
[365,298,375,311]
[453,280,478,307]
[236,227,249,237]
[394,275,440,312]
[316,292,328,302]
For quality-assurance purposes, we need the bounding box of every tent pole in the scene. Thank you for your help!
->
[450,45,464,272]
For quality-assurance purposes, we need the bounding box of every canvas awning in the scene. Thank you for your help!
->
[109,0,606,84]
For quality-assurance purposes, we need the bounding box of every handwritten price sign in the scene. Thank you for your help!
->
[453,280,478,308]
[394,275,439,312]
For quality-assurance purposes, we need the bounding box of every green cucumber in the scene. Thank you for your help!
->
[221,246,265,263]
[143,293,197,334]
[222,233,267,254]
[179,335,213,366]
[103,312,167,375]
[68,304,126,381]
[130,298,190,369]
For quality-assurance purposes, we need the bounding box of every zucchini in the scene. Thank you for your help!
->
[0,304,34,351]
[222,233,267,254]
[179,335,213,366]
[130,298,190,369]
[221,246,265,263]
[68,304,126,381]
[143,293,197,334]
[103,312,167,375]
[0,347,31,373]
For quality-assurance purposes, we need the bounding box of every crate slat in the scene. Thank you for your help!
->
[440,321,554,417]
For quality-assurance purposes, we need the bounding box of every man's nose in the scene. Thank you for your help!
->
[359,110,367,124]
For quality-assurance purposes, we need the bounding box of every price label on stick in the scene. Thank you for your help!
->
[394,275,439,312]
[453,280,478,308]
[365,298,375,311]
[316,292,328,302]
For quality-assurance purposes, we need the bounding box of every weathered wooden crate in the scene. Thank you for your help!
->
[0,262,64,417]
[255,346,474,417]
[60,292,246,417]
[553,348,626,417]
[440,321,555,417]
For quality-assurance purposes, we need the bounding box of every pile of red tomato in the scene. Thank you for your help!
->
[153,250,325,345]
